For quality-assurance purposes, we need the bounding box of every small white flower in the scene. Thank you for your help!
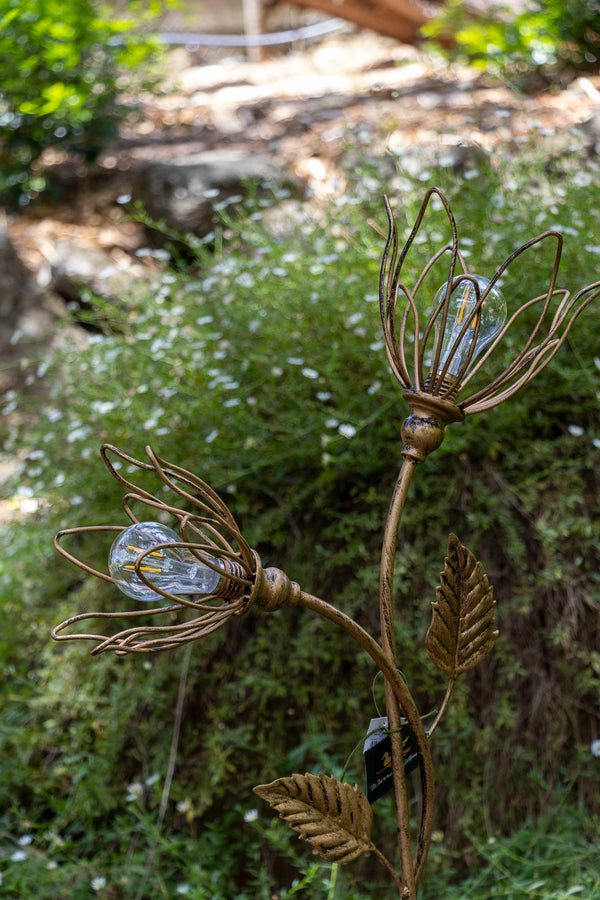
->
[316,391,331,401]
[593,439,600,450]
[287,357,304,366]
[568,425,584,436]
[91,876,107,890]
[244,807,259,823]
[325,418,339,429]
[346,312,363,326]
[338,423,356,439]
[591,739,600,757]
[176,884,190,895]
[18,834,34,846]
[11,849,27,862]
[145,773,160,786]
[90,401,116,415]
[126,781,143,802]
[205,430,219,444]
[302,368,319,380]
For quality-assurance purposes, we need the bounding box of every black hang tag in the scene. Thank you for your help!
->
[364,716,419,804]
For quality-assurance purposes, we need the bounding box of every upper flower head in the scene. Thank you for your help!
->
[380,187,600,418]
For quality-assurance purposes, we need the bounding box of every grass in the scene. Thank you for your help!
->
[0,118,599,898]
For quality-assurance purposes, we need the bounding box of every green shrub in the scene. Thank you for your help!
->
[0,0,164,208]
[1,148,599,895]
[422,0,600,85]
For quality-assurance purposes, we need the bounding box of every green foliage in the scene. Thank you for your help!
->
[1,142,599,896]
[0,0,165,208]
[422,0,600,85]
[420,806,600,899]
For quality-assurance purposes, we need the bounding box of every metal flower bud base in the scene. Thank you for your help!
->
[52,188,600,899]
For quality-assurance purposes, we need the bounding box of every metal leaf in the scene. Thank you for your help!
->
[426,534,498,678]
[253,772,374,864]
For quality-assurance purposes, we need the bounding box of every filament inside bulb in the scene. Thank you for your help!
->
[432,274,506,380]
[108,521,222,603]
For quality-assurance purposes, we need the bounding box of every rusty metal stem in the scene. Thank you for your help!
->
[428,679,455,739]
[296,541,434,894]
[380,457,420,898]
[372,845,405,893]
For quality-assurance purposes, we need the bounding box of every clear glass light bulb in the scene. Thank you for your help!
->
[108,521,222,603]
[432,275,506,378]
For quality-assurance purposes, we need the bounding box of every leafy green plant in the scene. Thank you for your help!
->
[1,146,599,896]
[422,0,600,85]
[420,807,600,899]
[0,0,165,208]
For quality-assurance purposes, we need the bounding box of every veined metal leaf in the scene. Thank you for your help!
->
[253,772,374,864]
[426,534,498,679]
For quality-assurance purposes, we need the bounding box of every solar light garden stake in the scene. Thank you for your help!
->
[53,188,600,899]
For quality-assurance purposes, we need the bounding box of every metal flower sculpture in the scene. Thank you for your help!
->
[52,187,599,900]
[381,187,600,459]
[54,444,269,654]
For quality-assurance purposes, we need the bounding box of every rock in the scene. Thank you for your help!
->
[580,111,600,157]
[0,223,58,393]
[389,141,490,180]
[130,149,293,240]
[34,238,147,333]
[44,239,126,332]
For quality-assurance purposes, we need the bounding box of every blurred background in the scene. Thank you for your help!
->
[0,1,599,897]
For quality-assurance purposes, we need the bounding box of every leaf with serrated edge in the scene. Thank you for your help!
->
[426,534,499,678]
[253,772,373,864]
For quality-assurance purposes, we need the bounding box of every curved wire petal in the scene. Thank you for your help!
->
[379,188,598,417]
[53,445,256,654]
[380,188,460,394]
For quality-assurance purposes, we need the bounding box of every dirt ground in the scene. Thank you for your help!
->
[6,25,600,279]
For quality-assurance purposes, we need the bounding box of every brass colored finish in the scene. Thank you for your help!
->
[51,188,600,898]
[253,773,375,865]
[53,444,256,654]
[426,534,499,681]
[380,188,600,416]
[254,771,404,892]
